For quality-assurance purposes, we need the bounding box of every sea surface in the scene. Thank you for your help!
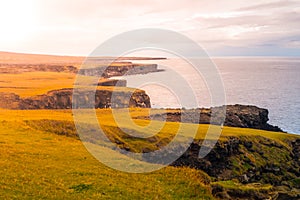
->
[118,57,300,134]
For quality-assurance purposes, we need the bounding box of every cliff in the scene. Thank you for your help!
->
[137,105,283,132]
[0,88,151,109]
[97,79,127,87]
[79,63,162,78]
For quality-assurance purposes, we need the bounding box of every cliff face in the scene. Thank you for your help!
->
[79,63,160,78]
[138,105,283,132]
[0,88,151,109]
[97,79,127,87]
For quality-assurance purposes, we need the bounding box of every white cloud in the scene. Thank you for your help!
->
[0,0,299,56]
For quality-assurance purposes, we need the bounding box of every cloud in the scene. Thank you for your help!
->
[0,0,299,56]
[237,0,299,11]
[180,0,300,56]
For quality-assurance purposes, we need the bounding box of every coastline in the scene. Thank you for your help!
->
[1,51,300,199]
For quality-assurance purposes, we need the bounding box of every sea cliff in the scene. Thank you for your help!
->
[0,88,151,109]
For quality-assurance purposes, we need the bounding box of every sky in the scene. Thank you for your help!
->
[0,0,299,56]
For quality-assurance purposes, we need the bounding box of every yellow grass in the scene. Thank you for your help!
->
[0,109,214,199]
[0,72,75,97]
[0,108,298,144]
[0,108,299,199]
[0,72,140,97]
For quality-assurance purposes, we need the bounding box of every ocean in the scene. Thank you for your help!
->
[118,57,300,134]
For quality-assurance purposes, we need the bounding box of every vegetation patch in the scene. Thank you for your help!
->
[69,183,93,193]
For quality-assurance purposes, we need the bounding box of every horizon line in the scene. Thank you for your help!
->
[1,51,300,58]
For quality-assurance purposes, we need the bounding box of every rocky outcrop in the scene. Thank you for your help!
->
[0,88,151,109]
[292,139,300,164]
[79,63,162,78]
[96,79,127,87]
[137,105,283,132]
[171,138,241,177]
[171,136,300,199]
[0,61,162,76]
[221,105,282,132]
[172,137,292,180]
[0,92,21,109]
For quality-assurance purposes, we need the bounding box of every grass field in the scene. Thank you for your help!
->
[0,110,214,199]
[1,108,299,199]
[0,71,141,97]
[0,72,75,97]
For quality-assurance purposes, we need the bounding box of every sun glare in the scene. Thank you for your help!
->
[0,0,36,43]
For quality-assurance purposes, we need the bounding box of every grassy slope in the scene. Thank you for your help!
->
[1,109,299,199]
[0,109,213,200]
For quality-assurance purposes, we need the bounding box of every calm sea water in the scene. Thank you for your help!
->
[119,57,300,134]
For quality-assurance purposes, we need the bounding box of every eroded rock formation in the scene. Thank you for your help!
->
[171,137,300,199]
[79,63,162,78]
[0,88,151,109]
[136,105,283,132]
[96,79,127,87]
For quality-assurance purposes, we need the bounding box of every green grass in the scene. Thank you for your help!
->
[1,108,299,199]
[0,111,214,199]
[211,180,274,199]
[212,180,272,191]
[1,108,299,153]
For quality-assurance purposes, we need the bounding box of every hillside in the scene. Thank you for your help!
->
[0,113,213,199]
[1,109,300,199]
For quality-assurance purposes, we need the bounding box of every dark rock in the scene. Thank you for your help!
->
[79,63,160,78]
[96,79,127,87]
[214,191,231,199]
[277,191,300,200]
[292,139,300,163]
[0,88,151,109]
[244,141,253,149]
[136,104,284,132]
[171,138,241,177]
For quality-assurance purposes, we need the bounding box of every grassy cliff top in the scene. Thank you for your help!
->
[0,72,141,97]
